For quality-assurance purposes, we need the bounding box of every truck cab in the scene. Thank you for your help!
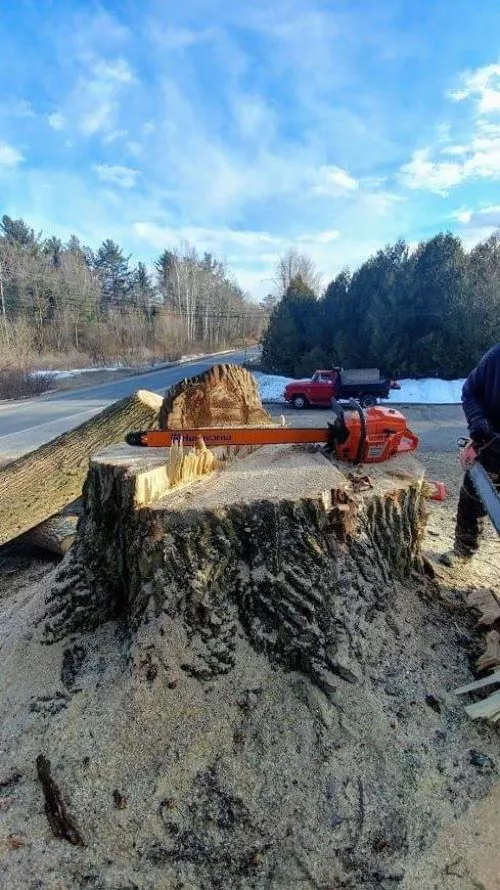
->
[284,370,339,408]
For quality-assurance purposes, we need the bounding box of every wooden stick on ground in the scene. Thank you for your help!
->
[36,755,84,846]
[0,389,162,547]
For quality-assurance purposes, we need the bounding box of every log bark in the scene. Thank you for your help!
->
[45,445,426,695]
[0,389,162,547]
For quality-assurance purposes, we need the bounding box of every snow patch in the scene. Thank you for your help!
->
[30,366,130,379]
[383,378,465,404]
[254,372,294,403]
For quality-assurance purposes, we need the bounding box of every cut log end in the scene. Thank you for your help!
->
[160,363,274,429]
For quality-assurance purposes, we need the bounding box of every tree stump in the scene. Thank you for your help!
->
[45,444,426,693]
[0,390,162,547]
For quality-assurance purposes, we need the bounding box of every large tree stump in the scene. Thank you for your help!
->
[0,390,162,547]
[45,444,426,693]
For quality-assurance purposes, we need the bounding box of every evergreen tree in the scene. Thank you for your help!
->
[261,275,325,376]
[0,215,38,249]
[93,239,132,312]
[131,261,156,314]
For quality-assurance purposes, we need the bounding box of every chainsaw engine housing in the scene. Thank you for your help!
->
[332,402,419,464]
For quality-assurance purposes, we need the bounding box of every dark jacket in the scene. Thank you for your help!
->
[462,343,500,434]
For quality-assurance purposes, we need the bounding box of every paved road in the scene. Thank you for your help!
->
[0,349,256,458]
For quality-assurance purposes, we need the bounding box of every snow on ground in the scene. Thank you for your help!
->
[31,366,130,379]
[255,373,465,405]
[385,378,465,404]
[254,372,294,403]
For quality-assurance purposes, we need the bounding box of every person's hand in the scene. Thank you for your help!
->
[470,420,491,445]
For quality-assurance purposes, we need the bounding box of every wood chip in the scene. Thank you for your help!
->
[467,588,500,627]
[477,630,500,672]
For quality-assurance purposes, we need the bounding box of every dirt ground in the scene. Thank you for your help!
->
[0,402,499,889]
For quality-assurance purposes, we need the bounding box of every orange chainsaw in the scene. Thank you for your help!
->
[126,400,419,465]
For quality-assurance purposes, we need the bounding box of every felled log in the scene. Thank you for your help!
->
[22,513,79,556]
[0,390,162,547]
[45,444,426,697]
[159,363,273,429]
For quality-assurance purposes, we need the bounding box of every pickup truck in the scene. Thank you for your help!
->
[283,368,400,409]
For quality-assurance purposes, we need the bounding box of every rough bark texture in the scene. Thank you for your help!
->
[0,389,162,546]
[45,446,425,697]
[159,363,273,429]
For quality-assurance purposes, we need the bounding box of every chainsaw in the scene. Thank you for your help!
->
[459,438,500,535]
[126,399,419,465]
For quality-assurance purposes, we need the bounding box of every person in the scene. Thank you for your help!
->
[440,343,500,566]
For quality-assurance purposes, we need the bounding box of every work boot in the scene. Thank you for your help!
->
[438,549,474,568]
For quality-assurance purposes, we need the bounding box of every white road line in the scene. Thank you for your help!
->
[0,406,105,441]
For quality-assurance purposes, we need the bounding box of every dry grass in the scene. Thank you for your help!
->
[0,369,55,400]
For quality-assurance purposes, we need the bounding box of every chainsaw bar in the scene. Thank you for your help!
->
[126,428,333,448]
[467,461,500,535]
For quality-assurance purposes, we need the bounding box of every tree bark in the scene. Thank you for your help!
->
[44,445,426,698]
[0,389,162,547]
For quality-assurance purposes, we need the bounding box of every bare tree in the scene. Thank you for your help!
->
[273,248,322,296]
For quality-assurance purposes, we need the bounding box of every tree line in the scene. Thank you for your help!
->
[0,215,267,367]
[261,233,500,379]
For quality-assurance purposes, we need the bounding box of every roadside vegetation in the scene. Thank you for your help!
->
[262,234,500,379]
[0,214,268,377]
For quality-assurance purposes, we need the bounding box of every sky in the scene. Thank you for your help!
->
[2,0,500,299]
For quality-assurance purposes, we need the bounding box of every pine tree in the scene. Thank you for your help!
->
[93,239,132,312]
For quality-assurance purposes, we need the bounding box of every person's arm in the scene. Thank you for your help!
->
[462,355,489,440]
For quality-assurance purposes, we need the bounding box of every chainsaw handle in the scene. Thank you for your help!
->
[458,437,477,470]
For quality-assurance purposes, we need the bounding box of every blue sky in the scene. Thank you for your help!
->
[2,0,500,298]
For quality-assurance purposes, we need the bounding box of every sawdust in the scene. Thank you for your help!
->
[0,442,499,889]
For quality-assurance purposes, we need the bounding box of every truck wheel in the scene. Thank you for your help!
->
[292,394,308,409]
[360,395,377,408]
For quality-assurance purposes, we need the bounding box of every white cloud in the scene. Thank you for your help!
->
[312,165,359,195]
[102,128,128,144]
[150,26,214,50]
[133,222,283,251]
[126,141,143,157]
[450,63,500,115]
[298,230,340,244]
[400,148,463,195]
[450,208,473,224]
[0,141,24,167]
[92,58,136,84]
[93,164,139,188]
[48,112,65,130]
[452,204,500,228]
[80,103,115,136]
[403,62,500,194]
[401,129,500,195]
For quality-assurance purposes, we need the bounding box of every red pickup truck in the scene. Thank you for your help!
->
[283,368,400,409]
